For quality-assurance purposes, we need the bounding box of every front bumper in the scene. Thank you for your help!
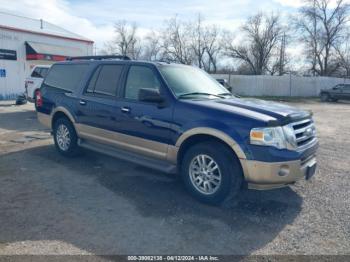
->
[241,154,317,190]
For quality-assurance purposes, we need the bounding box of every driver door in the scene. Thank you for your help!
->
[116,64,173,160]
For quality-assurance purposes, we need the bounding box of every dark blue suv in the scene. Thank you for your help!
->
[36,56,318,204]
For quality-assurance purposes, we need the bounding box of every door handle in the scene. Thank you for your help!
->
[79,100,87,106]
[121,107,130,113]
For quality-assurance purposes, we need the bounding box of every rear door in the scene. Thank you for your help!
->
[76,63,125,138]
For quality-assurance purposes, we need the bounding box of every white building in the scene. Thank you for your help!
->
[0,11,94,100]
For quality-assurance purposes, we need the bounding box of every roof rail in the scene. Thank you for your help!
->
[152,59,171,64]
[66,55,131,61]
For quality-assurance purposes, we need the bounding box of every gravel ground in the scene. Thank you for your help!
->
[0,100,349,256]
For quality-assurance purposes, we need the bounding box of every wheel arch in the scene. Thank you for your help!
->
[51,107,76,129]
[174,128,247,167]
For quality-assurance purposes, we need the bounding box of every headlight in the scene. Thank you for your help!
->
[250,125,297,149]
[282,124,297,149]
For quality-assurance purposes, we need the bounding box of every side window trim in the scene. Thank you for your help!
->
[85,65,102,94]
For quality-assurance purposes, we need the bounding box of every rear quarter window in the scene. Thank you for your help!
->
[43,64,89,92]
[31,67,43,78]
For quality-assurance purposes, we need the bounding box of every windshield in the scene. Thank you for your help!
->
[159,65,230,99]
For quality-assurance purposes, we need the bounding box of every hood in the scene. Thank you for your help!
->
[190,97,311,125]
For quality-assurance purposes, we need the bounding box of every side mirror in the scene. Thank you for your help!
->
[138,88,164,103]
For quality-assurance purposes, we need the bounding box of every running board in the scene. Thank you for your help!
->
[78,139,177,174]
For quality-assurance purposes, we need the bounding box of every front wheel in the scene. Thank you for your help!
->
[181,142,243,205]
[53,118,80,156]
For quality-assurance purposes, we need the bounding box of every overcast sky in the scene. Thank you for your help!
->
[0,0,308,50]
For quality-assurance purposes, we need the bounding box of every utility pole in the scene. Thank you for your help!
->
[312,0,317,76]
[94,45,97,56]
[279,32,286,76]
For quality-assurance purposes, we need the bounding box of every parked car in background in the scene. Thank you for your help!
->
[320,84,350,102]
[36,56,318,205]
[216,78,232,92]
[25,65,51,103]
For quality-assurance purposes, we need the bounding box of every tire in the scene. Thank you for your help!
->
[53,117,80,157]
[181,142,243,205]
[320,93,330,102]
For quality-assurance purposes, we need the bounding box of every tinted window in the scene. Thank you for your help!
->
[86,67,101,93]
[31,68,42,78]
[40,68,49,78]
[44,64,89,92]
[92,65,123,96]
[124,66,161,100]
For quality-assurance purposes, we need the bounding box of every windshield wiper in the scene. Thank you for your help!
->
[178,92,225,99]
[218,92,233,97]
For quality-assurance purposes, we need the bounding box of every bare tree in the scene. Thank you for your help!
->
[203,25,222,73]
[295,0,349,76]
[161,16,194,64]
[105,20,142,59]
[224,13,283,75]
[188,14,207,68]
[186,14,222,72]
[141,30,162,61]
[334,33,350,76]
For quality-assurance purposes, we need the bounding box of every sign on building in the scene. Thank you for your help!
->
[0,69,6,77]
[0,49,17,60]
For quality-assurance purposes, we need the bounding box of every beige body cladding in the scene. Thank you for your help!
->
[37,108,316,190]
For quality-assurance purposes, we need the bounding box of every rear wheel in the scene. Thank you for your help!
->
[181,142,243,205]
[320,93,330,102]
[53,117,80,156]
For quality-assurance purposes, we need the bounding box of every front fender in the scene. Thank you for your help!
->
[175,126,247,160]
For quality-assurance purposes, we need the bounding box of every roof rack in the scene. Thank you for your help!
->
[152,60,171,64]
[66,55,131,61]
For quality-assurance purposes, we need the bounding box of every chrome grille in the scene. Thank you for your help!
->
[291,118,317,149]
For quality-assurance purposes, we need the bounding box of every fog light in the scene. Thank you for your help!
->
[278,165,290,177]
